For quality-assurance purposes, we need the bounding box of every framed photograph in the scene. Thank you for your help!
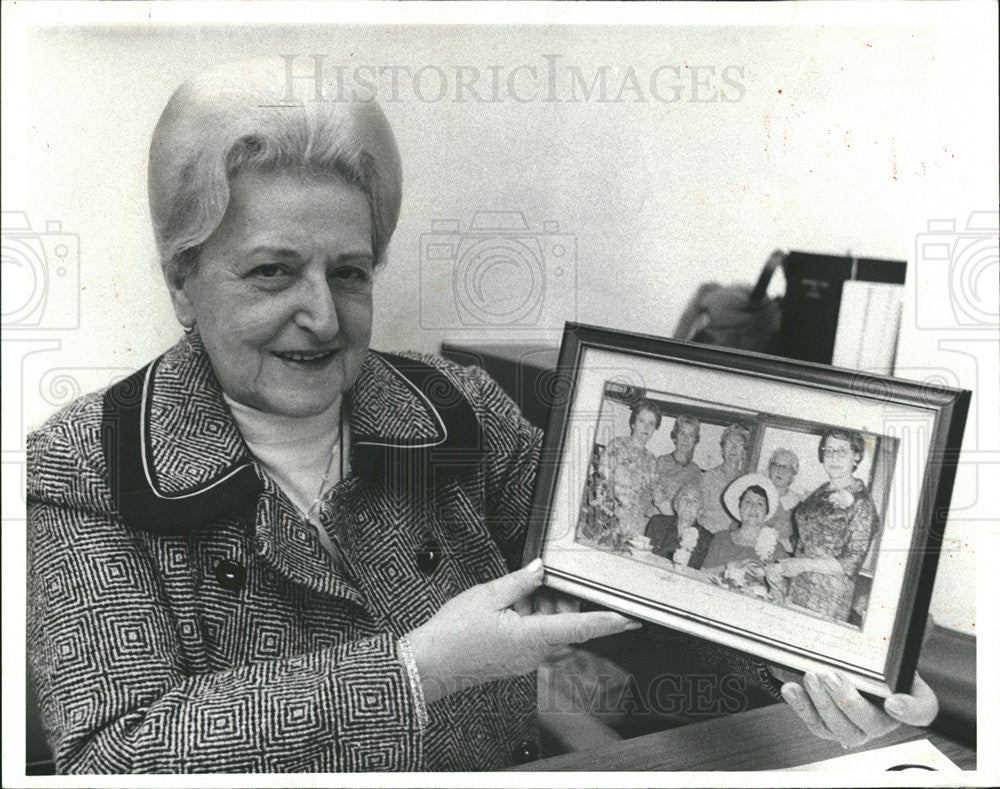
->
[525,323,970,696]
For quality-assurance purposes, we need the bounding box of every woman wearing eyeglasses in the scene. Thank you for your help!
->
[765,448,804,553]
[764,429,878,623]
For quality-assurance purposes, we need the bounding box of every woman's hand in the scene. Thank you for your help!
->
[770,558,809,578]
[764,561,785,586]
[407,559,639,704]
[771,557,843,579]
[512,586,581,617]
[781,671,939,749]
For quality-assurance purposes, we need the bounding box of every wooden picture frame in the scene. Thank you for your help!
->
[524,323,970,696]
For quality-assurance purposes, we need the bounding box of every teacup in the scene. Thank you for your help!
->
[629,535,652,552]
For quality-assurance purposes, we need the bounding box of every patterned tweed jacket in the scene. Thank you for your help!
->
[27,335,542,773]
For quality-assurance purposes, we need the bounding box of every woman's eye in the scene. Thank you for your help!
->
[250,263,286,278]
[331,266,372,290]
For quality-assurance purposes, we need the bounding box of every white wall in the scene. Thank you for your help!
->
[4,16,996,635]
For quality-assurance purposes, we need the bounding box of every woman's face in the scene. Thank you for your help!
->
[721,434,746,468]
[673,422,699,462]
[821,435,858,481]
[768,457,797,490]
[631,408,658,446]
[739,490,768,528]
[675,491,700,523]
[170,169,374,417]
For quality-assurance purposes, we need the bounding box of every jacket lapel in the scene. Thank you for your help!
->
[252,478,367,606]
[125,335,359,601]
[144,336,253,488]
[102,336,263,534]
[333,352,487,624]
[128,339,481,608]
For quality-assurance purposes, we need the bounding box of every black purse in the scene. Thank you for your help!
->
[673,250,784,353]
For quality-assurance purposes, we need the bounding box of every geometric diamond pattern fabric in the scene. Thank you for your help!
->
[28,336,541,772]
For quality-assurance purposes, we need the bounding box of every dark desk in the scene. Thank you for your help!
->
[511,702,976,772]
[440,342,559,429]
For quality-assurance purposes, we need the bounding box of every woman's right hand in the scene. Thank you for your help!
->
[764,561,786,586]
[406,558,640,703]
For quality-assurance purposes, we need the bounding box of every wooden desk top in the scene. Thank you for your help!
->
[511,702,976,772]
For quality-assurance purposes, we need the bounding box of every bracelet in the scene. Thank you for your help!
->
[397,636,430,730]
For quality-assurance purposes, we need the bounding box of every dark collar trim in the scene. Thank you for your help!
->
[349,352,484,482]
[101,350,484,534]
[101,360,263,534]
[136,360,257,499]
[351,353,449,450]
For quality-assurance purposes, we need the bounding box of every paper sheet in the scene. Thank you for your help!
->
[784,739,962,772]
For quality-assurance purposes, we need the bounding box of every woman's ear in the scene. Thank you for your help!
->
[164,264,197,330]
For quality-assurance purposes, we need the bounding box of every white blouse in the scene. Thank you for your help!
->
[224,394,348,557]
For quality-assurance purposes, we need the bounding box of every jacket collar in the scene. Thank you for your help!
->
[102,333,480,533]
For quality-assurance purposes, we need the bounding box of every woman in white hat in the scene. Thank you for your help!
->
[701,472,787,571]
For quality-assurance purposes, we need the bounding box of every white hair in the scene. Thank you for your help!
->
[148,58,402,284]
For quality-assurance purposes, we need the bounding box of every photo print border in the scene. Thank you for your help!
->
[524,323,970,696]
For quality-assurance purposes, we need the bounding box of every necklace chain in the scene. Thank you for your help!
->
[305,417,343,522]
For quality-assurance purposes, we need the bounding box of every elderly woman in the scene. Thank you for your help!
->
[26,59,936,773]
[702,473,788,574]
[26,59,636,774]
[650,414,703,516]
[766,429,879,622]
[595,399,662,544]
[698,423,751,534]
[644,483,713,569]
[765,448,804,552]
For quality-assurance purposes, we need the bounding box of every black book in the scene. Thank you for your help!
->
[768,251,907,365]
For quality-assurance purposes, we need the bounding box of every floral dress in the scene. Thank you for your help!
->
[789,477,878,622]
[701,526,789,603]
[589,435,657,543]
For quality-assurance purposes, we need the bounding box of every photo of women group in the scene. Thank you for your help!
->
[576,382,898,629]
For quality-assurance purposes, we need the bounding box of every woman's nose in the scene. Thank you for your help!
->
[294,275,340,340]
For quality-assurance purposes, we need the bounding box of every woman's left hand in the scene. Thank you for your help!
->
[514,589,588,661]
[513,587,581,616]
[781,671,939,749]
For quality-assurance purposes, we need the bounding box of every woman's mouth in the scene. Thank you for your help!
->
[273,349,337,367]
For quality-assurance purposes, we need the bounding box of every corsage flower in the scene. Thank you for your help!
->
[754,526,778,561]
[678,524,699,551]
[723,562,748,587]
[828,489,855,509]
[673,524,699,567]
